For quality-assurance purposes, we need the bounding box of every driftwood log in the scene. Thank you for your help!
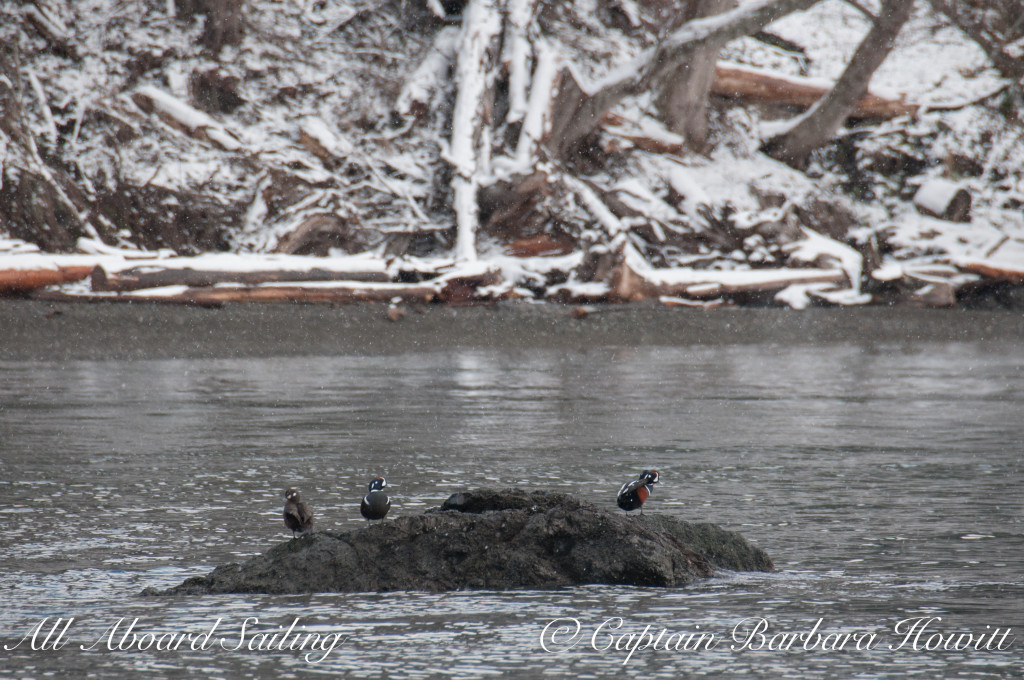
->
[90,265,390,292]
[609,261,848,302]
[31,269,502,306]
[957,259,1024,284]
[711,64,918,120]
[0,266,93,294]
[32,285,436,306]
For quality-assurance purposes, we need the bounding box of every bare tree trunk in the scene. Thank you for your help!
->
[763,0,915,169]
[201,0,245,53]
[544,0,823,159]
[175,0,245,52]
[449,0,503,263]
[654,0,738,151]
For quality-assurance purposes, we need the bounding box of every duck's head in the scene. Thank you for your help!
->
[368,477,387,492]
[284,488,301,501]
[640,470,659,485]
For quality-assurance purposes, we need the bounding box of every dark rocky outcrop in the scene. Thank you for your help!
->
[147,488,772,595]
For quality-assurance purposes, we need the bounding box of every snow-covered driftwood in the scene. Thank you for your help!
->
[297,117,354,162]
[609,244,848,301]
[912,179,972,223]
[954,257,1024,284]
[131,86,242,151]
[712,64,918,120]
[90,265,389,292]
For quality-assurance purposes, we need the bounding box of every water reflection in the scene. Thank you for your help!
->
[1,341,1022,677]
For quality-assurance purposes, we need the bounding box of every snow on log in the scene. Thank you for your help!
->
[711,63,918,119]
[602,113,687,156]
[954,257,1024,284]
[426,0,446,19]
[297,117,354,162]
[567,176,629,237]
[131,86,242,151]
[912,179,972,223]
[510,40,560,173]
[448,0,503,263]
[90,266,390,292]
[609,243,847,301]
[504,0,539,124]
[395,27,460,118]
[0,266,93,294]
[33,284,437,306]
[28,71,59,146]
[21,5,77,59]
[783,227,865,295]
[137,284,437,306]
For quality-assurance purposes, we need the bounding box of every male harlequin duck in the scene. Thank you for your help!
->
[361,476,391,521]
[617,470,660,514]
[283,488,314,537]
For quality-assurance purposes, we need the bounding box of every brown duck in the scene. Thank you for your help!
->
[283,488,314,537]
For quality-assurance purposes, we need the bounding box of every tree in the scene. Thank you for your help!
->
[449,0,824,262]
[654,0,738,151]
[175,0,246,53]
[763,0,916,169]
[544,0,825,160]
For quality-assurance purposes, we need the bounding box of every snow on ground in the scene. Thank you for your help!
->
[1,0,1021,307]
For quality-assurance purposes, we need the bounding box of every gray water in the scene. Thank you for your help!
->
[1,338,1022,678]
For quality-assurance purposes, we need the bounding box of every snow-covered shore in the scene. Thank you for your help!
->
[2,1,1022,309]
[2,233,1021,309]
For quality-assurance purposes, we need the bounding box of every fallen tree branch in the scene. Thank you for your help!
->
[711,64,918,119]
[131,86,243,151]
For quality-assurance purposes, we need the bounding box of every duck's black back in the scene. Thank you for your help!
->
[361,491,390,520]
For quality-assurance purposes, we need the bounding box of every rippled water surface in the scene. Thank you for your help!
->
[1,339,1022,678]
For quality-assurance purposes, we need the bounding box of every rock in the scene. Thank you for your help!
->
[146,488,772,595]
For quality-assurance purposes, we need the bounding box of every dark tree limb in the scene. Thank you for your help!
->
[544,0,825,159]
[763,0,916,169]
[654,0,738,151]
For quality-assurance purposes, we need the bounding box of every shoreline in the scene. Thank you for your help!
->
[2,300,1021,361]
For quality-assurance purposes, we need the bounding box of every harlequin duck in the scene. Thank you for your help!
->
[617,470,659,514]
[361,476,391,521]
[283,488,314,537]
